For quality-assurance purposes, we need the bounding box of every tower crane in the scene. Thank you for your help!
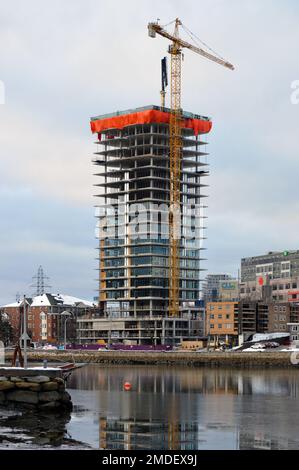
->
[148,18,234,318]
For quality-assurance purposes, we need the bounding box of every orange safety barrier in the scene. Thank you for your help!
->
[90,109,212,136]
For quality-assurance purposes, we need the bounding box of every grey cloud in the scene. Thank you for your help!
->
[0,0,299,299]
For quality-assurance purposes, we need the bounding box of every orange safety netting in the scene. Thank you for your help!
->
[90,109,212,136]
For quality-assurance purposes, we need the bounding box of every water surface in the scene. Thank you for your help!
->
[65,365,299,450]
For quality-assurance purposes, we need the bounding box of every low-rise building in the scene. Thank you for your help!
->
[206,301,239,344]
[287,323,299,344]
[219,279,239,301]
[202,274,233,302]
[77,310,203,346]
[205,299,299,346]
[0,293,95,345]
[267,303,290,333]
[238,301,299,342]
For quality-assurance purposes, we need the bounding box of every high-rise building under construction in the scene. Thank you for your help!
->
[89,105,212,345]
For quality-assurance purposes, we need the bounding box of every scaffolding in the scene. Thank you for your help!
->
[91,105,211,345]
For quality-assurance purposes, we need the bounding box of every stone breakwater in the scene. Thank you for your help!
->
[0,375,72,411]
[6,350,297,368]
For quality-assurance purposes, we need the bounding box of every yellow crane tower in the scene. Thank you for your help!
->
[148,18,234,318]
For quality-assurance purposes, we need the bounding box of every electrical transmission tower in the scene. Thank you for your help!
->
[31,266,51,296]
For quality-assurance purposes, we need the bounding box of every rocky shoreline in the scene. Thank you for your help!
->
[0,408,89,449]
[4,350,298,368]
[0,374,72,411]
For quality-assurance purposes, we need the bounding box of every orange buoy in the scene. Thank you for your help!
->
[124,381,132,391]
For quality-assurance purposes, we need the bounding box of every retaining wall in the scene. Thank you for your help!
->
[0,373,72,410]
[5,350,298,368]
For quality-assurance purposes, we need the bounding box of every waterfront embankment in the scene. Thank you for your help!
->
[0,369,72,410]
[4,350,298,368]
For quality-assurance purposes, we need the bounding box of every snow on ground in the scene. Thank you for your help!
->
[0,366,61,371]
[242,347,266,352]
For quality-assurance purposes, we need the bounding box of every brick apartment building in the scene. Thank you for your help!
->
[0,293,95,345]
[238,301,299,341]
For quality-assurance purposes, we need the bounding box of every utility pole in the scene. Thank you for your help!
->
[64,316,72,349]
[23,295,27,369]
[61,311,71,349]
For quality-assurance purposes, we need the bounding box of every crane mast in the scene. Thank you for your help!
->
[148,18,234,318]
[168,18,182,317]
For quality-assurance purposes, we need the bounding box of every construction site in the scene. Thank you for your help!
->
[79,19,234,345]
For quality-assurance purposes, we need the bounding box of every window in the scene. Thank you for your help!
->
[209,306,214,311]
[210,314,214,319]
[226,324,233,329]
[272,285,277,291]
[279,285,284,290]
[218,314,222,319]
[210,324,214,329]
[226,314,230,320]
[218,324,222,329]
[293,283,297,289]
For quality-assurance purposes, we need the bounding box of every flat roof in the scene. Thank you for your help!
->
[91,105,210,122]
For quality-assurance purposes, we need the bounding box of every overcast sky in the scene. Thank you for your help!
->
[0,0,299,304]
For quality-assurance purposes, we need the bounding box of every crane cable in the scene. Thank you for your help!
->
[159,19,228,63]
[181,23,227,62]
[161,19,177,29]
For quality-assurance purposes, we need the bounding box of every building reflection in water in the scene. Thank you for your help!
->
[239,430,297,451]
[67,366,299,450]
[99,418,208,450]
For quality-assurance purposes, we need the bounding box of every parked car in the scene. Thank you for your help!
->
[42,344,57,350]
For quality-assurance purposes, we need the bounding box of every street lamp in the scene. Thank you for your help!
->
[23,295,28,369]
[61,311,72,349]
